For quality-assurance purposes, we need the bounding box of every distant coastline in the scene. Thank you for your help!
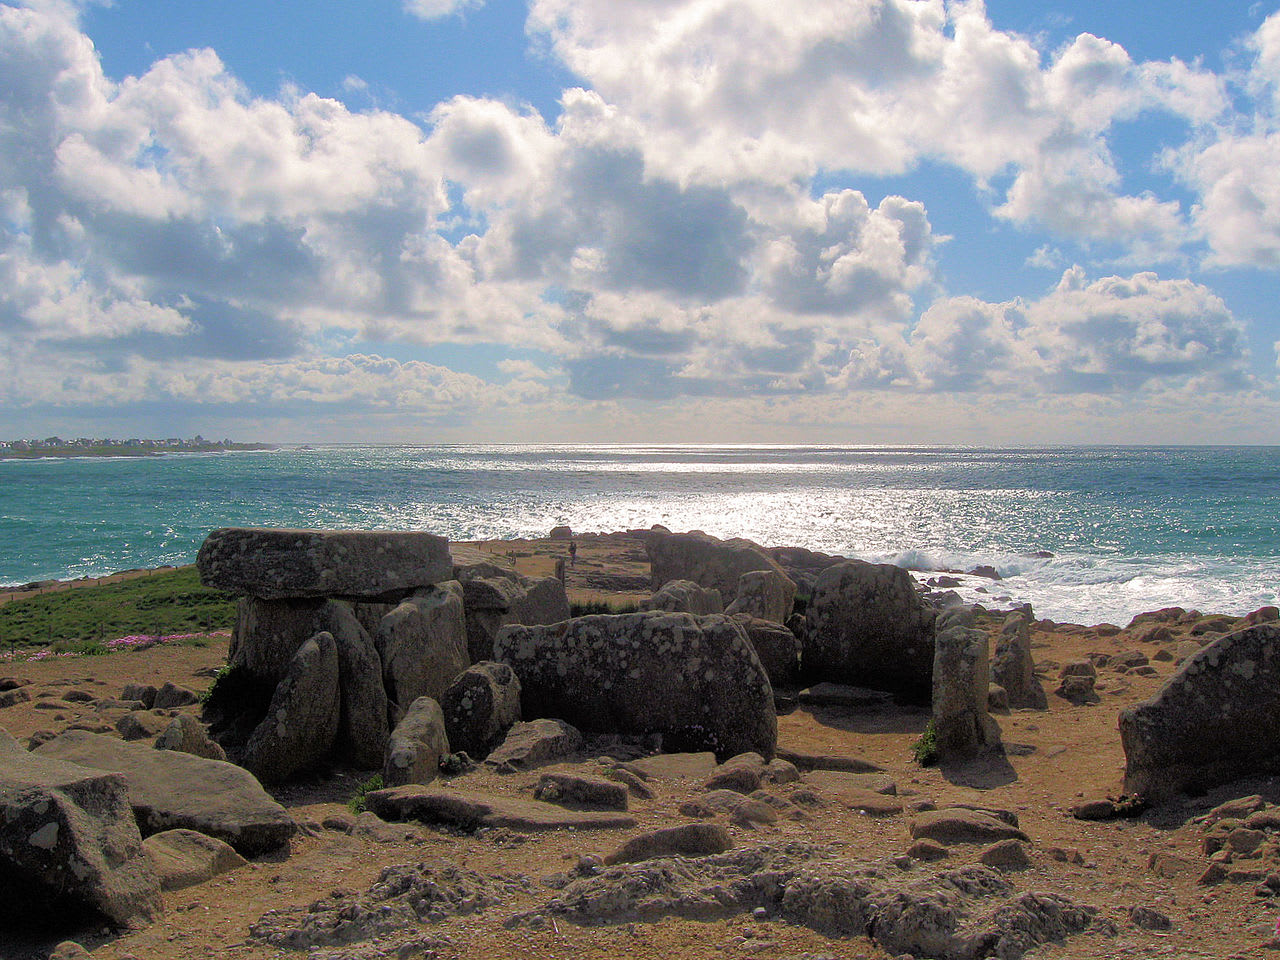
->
[0,436,277,460]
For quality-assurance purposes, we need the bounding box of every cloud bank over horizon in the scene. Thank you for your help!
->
[2,0,1279,442]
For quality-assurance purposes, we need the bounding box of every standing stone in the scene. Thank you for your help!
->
[932,624,1002,761]
[646,530,788,601]
[495,612,777,761]
[242,633,340,784]
[513,576,571,627]
[640,580,725,615]
[321,602,390,769]
[725,569,797,624]
[0,729,161,930]
[229,596,328,686]
[991,611,1047,710]
[197,527,452,601]
[731,616,801,688]
[440,661,523,760]
[383,697,450,788]
[462,576,526,663]
[804,560,936,699]
[1120,623,1280,801]
[377,582,469,712]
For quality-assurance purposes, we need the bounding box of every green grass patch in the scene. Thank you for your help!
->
[348,773,385,814]
[0,566,236,650]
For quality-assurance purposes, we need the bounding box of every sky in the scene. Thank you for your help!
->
[3,0,1280,444]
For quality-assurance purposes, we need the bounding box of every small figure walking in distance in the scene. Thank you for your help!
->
[568,540,577,566]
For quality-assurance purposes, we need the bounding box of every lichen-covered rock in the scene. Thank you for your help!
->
[731,616,801,688]
[35,730,295,856]
[640,579,724,616]
[197,527,452,601]
[440,661,522,760]
[803,560,936,699]
[646,530,788,601]
[325,602,390,769]
[383,696,449,787]
[376,582,469,712]
[513,576,571,627]
[0,728,161,930]
[241,633,340,784]
[725,569,797,624]
[228,595,328,685]
[1120,623,1280,802]
[932,624,1002,761]
[495,612,777,761]
[462,576,526,663]
[991,611,1047,709]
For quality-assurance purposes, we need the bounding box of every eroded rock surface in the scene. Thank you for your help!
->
[1120,623,1280,801]
[495,612,777,761]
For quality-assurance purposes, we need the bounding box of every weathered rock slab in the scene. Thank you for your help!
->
[383,696,449,787]
[495,612,777,761]
[440,661,522,760]
[142,828,246,891]
[241,632,340,784]
[604,823,732,864]
[366,786,637,832]
[197,527,452,601]
[34,730,295,856]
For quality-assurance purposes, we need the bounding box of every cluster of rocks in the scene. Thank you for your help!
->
[1,721,293,933]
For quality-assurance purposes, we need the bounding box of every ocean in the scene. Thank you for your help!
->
[1,444,1276,626]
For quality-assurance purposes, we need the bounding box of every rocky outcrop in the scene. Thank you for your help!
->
[991,610,1047,709]
[495,612,777,761]
[197,527,452,601]
[383,696,450,787]
[803,560,936,699]
[640,579,724,615]
[461,574,571,663]
[376,582,469,711]
[34,730,295,856]
[0,728,161,930]
[241,633,341,784]
[1120,623,1280,801]
[646,531,788,601]
[365,786,636,832]
[440,661,522,760]
[932,623,1002,760]
[725,569,796,624]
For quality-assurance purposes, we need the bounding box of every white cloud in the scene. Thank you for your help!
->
[403,0,484,20]
[877,267,1252,394]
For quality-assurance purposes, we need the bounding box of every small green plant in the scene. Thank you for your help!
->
[199,664,232,704]
[912,719,939,767]
[348,773,385,814]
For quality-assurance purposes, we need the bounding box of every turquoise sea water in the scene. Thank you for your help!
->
[1,445,1277,626]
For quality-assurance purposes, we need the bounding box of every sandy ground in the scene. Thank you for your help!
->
[1,535,1278,960]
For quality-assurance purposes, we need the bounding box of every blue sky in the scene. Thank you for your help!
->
[3,0,1280,443]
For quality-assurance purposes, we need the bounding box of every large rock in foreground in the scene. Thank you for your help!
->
[198,527,452,601]
[1120,623,1280,802]
[34,731,295,856]
[0,729,161,930]
[495,612,777,761]
[803,561,936,699]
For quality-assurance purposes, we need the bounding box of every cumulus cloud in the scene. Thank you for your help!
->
[526,0,1221,250]
[855,267,1252,394]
